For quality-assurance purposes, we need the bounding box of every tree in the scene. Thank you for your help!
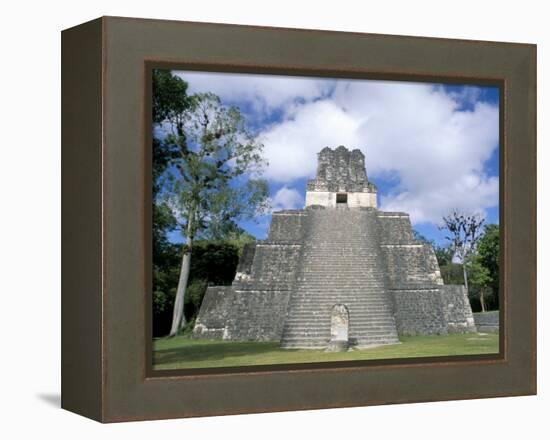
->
[412,229,453,267]
[434,245,454,267]
[440,263,465,285]
[465,253,493,312]
[477,224,500,310]
[160,91,269,336]
[439,210,485,292]
[412,229,433,246]
[152,70,193,336]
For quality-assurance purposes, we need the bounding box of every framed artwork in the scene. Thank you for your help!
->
[61,16,536,422]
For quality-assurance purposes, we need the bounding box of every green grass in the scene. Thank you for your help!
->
[153,333,499,370]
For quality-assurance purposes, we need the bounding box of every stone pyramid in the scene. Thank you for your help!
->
[193,146,476,350]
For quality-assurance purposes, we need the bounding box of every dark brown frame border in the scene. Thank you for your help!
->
[62,16,536,422]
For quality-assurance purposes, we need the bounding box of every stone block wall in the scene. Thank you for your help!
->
[193,286,236,339]
[233,242,256,283]
[194,204,477,344]
[224,290,292,341]
[195,209,306,341]
[473,311,499,332]
[383,244,436,287]
[267,211,308,242]
[391,289,448,335]
[304,191,377,208]
[234,243,301,291]
[377,213,414,243]
[440,285,477,333]
[424,245,444,284]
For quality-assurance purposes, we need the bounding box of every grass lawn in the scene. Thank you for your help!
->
[153,332,499,370]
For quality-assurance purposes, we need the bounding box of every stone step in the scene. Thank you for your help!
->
[288,304,392,309]
[288,293,390,298]
[286,318,397,325]
[288,301,391,306]
[284,327,398,335]
[295,273,387,277]
[285,319,396,326]
[298,270,385,274]
[280,209,399,348]
[288,310,393,316]
[292,285,388,289]
[284,322,396,330]
[281,336,399,345]
[283,333,399,341]
[299,253,382,257]
[290,292,388,297]
[288,307,392,313]
[292,286,387,290]
[283,334,400,342]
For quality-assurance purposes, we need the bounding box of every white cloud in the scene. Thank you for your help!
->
[259,80,499,224]
[260,100,362,181]
[379,173,498,224]
[175,71,499,226]
[174,70,333,114]
[270,186,304,211]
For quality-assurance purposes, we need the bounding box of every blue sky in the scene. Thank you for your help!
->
[165,71,499,246]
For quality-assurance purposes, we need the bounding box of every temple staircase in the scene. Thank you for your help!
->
[280,208,400,349]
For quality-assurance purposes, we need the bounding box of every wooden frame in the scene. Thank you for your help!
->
[62,16,536,422]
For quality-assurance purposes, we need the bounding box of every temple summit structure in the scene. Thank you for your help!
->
[193,146,476,350]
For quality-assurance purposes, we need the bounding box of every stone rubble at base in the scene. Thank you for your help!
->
[192,146,476,349]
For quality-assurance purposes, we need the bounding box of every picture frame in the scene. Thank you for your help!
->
[61,16,536,422]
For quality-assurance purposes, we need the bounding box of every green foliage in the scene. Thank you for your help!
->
[151,70,269,335]
[153,69,192,125]
[440,263,465,285]
[152,240,180,336]
[477,224,500,309]
[466,249,495,312]
[466,253,492,288]
[163,90,270,240]
[439,223,500,313]
[413,229,454,267]
[224,230,256,256]
[188,240,241,284]
[152,70,193,336]
[152,238,247,337]
[434,246,454,267]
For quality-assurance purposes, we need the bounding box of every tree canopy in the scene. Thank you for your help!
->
[151,70,269,336]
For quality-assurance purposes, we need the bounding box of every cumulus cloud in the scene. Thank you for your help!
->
[173,70,499,226]
[259,80,499,224]
[175,70,333,114]
[270,186,304,211]
[260,100,362,181]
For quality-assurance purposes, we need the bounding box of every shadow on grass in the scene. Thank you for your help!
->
[153,339,287,365]
[153,333,500,369]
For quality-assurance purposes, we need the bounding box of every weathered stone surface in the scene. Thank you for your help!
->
[280,208,400,349]
[305,146,377,208]
[441,285,477,333]
[390,289,448,336]
[193,146,477,348]
[193,286,236,339]
[473,311,499,332]
[326,304,350,352]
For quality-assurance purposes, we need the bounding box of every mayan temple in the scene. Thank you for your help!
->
[193,146,476,350]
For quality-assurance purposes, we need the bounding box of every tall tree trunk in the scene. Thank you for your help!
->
[480,289,486,313]
[169,207,195,337]
[462,263,469,292]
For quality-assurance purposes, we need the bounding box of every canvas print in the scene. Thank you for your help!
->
[151,69,500,370]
